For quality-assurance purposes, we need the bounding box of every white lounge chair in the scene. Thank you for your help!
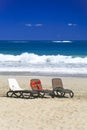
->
[7,78,37,99]
[8,78,23,91]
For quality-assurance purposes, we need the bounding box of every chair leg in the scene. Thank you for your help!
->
[6,91,23,98]
[54,90,65,97]
[7,91,18,98]
[49,91,55,98]
[6,91,13,97]
[69,91,74,98]
[38,91,45,98]
[22,92,31,99]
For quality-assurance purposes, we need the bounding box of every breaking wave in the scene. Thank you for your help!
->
[0,52,87,75]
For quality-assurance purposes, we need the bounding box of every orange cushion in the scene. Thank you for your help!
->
[30,80,43,90]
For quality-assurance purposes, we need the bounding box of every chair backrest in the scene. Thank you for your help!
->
[52,78,63,89]
[8,78,23,91]
[30,79,43,91]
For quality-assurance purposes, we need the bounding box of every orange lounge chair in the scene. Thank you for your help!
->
[30,79,54,98]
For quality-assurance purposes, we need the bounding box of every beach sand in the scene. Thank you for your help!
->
[0,75,87,130]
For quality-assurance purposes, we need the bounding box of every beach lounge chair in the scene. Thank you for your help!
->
[52,78,74,98]
[30,79,54,98]
[7,78,38,99]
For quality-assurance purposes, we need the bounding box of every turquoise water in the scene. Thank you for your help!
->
[0,40,87,56]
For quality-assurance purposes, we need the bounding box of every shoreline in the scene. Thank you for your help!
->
[0,71,87,77]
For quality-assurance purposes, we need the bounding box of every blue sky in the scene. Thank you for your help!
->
[0,0,87,40]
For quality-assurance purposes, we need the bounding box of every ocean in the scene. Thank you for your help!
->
[0,40,87,76]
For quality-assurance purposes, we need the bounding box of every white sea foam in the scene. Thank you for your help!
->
[0,53,87,75]
[53,40,72,43]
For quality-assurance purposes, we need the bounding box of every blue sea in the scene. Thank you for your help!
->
[0,40,87,76]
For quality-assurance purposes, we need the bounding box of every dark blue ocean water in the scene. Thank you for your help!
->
[0,40,87,56]
[0,40,87,76]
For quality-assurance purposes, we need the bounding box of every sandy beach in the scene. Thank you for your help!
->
[0,75,87,130]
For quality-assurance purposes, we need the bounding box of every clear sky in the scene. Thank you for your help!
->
[0,0,87,40]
